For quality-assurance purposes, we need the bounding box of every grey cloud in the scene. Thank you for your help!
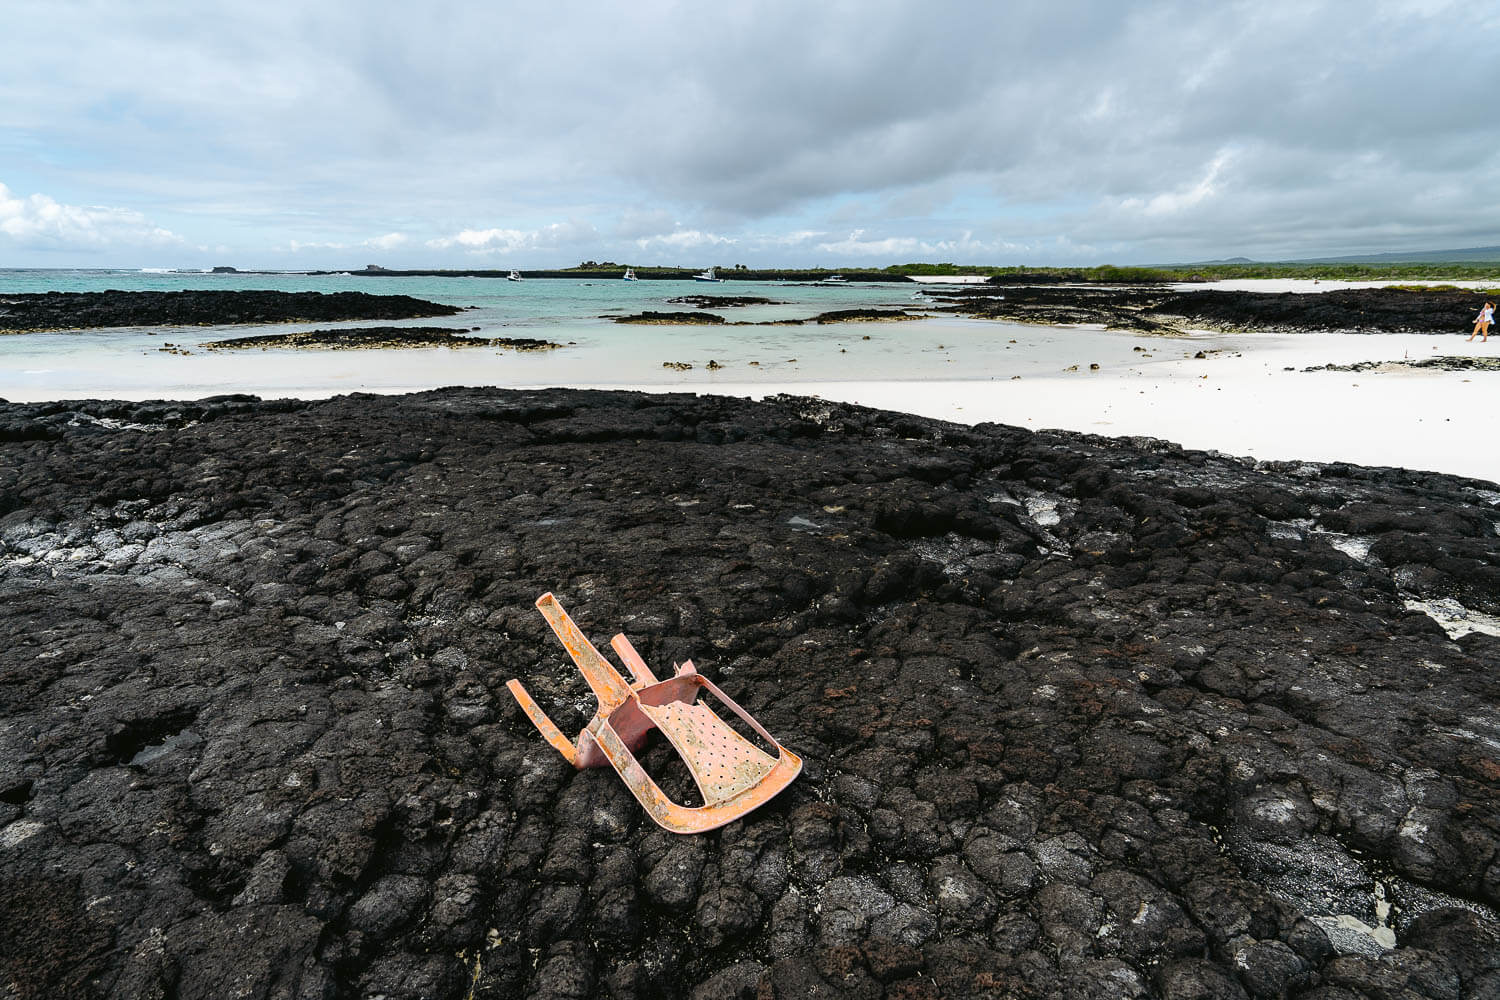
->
[610,209,680,240]
[2,0,1496,266]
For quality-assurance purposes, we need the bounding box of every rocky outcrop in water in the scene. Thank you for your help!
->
[613,311,727,324]
[200,328,560,351]
[667,296,779,308]
[813,309,922,324]
[0,290,462,332]
[613,309,919,326]
[1,388,1497,999]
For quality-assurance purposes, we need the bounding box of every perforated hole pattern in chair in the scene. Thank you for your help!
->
[641,701,776,806]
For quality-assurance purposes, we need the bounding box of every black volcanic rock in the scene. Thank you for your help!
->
[612,311,726,324]
[0,290,461,332]
[0,388,1497,999]
[611,308,918,326]
[1305,356,1500,373]
[667,296,778,308]
[1150,287,1495,334]
[929,285,1500,335]
[201,327,560,351]
[812,308,920,323]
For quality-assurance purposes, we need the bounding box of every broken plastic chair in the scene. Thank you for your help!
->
[506,592,802,833]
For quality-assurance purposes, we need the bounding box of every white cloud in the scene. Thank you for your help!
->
[365,232,407,250]
[427,228,528,251]
[285,231,410,252]
[426,220,599,254]
[806,227,1066,264]
[749,230,826,247]
[0,181,183,250]
[632,229,736,251]
[815,228,977,258]
[1120,152,1232,217]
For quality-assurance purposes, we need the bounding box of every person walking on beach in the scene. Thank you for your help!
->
[1470,300,1494,342]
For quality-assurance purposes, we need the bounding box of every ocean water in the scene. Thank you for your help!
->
[0,267,921,327]
[0,267,988,400]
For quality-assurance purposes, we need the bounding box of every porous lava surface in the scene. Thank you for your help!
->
[0,290,461,332]
[1,388,1498,1000]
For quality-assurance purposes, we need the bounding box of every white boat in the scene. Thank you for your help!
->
[623,268,637,281]
[507,270,523,281]
[694,267,722,283]
[819,274,848,284]
[904,275,988,285]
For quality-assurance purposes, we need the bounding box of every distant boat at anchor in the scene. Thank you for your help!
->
[819,274,848,284]
[507,270,523,281]
[623,268,637,281]
[694,267,722,283]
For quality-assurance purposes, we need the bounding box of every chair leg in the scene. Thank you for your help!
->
[506,680,579,766]
[536,593,633,710]
[610,633,659,685]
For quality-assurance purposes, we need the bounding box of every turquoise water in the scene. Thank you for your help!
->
[1,268,980,400]
[0,268,922,330]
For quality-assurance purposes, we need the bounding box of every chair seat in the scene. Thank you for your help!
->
[639,699,777,806]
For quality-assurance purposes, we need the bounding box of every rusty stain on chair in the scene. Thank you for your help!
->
[506,592,802,833]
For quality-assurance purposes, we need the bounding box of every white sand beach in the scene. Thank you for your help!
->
[6,313,1496,485]
[596,327,1499,484]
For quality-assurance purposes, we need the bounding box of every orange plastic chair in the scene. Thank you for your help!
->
[506,593,802,833]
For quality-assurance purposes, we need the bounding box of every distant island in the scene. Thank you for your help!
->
[307,246,1500,284]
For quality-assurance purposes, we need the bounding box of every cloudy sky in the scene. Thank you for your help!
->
[2,0,1496,269]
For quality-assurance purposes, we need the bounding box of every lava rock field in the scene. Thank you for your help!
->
[0,388,1497,999]
[929,285,1498,336]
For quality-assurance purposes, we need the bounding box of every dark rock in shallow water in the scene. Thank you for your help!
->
[667,295,779,308]
[0,387,1497,999]
[201,326,560,351]
[812,308,920,323]
[612,310,726,324]
[0,289,461,332]
[611,307,919,327]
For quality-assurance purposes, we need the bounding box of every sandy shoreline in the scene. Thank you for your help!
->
[732,370,1497,483]
[6,317,1496,485]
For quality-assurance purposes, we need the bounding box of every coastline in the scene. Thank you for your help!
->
[7,318,1496,484]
